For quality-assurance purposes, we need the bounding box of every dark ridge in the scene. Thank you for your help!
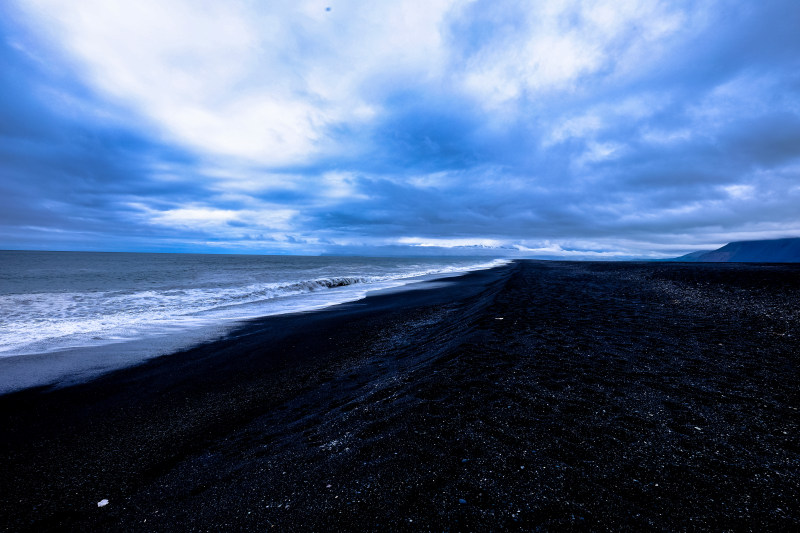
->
[670,249,712,261]
[670,237,800,262]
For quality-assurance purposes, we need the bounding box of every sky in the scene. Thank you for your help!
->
[1,1,799,259]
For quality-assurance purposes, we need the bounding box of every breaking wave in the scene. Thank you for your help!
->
[0,256,510,357]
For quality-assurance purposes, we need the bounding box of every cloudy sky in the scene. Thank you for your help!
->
[1,1,799,258]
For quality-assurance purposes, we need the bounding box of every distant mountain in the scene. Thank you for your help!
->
[671,250,714,261]
[670,237,800,263]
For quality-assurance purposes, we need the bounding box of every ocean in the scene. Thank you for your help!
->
[0,251,507,359]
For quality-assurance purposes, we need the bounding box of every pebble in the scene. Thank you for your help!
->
[97,499,108,508]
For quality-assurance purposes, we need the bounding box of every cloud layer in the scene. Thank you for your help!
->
[2,0,800,257]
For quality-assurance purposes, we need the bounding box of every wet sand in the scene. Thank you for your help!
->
[1,260,799,530]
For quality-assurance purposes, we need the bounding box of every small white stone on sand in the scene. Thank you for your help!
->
[494,317,504,320]
[694,426,702,431]
[98,499,108,508]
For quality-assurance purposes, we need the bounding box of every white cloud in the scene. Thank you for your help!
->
[15,0,692,167]
[514,244,633,258]
[546,94,668,147]
[15,0,457,165]
[547,114,603,145]
[135,203,297,234]
[686,73,795,134]
[150,207,239,228]
[319,171,368,200]
[722,184,755,199]
[576,141,625,166]
[459,0,688,107]
[641,128,693,145]
[397,237,504,248]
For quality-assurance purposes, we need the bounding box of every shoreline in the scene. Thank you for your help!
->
[0,260,509,395]
[2,260,799,530]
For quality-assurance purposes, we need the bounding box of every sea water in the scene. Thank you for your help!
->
[0,251,507,358]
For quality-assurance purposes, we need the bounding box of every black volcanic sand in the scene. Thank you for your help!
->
[2,261,800,531]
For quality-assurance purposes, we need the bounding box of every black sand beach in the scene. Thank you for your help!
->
[2,260,799,531]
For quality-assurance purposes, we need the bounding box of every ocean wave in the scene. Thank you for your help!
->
[0,258,510,356]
